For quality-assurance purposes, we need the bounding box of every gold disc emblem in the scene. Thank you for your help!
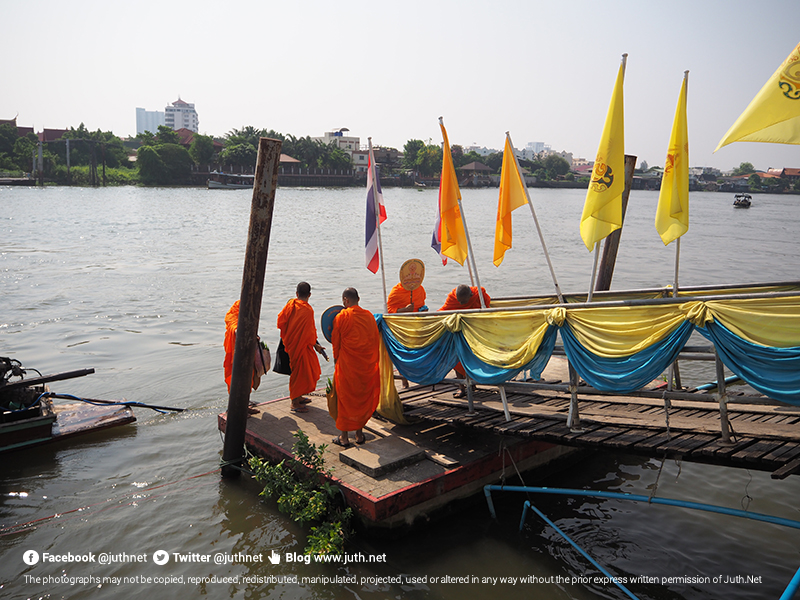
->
[590,162,614,192]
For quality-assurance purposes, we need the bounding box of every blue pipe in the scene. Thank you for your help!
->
[780,566,800,600]
[485,485,800,599]
[484,485,800,530]
[522,500,640,600]
[695,374,741,391]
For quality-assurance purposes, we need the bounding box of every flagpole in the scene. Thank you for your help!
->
[587,53,627,303]
[440,117,485,309]
[672,70,689,300]
[458,198,485,308]
[368,138,388,313]
[507,132,564,303]
[586,251,600,299]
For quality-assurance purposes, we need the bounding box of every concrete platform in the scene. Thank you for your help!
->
[339,436,426,477]
[218,382,570,531]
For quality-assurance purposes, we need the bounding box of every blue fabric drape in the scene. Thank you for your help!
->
[560,320,695,393]
[376,316,558,386]
[698,321,800,405]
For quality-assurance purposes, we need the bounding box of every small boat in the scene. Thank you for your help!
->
[0,358,135,453]
[733,193,752,208]
[207,172,255,189]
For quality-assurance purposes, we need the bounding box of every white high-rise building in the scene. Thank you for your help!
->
[135,108,165,135]
[164,98,199,132]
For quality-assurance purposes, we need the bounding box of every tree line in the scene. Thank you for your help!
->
[401,139,572,181]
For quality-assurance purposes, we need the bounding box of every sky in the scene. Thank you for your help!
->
[4,0,799,172]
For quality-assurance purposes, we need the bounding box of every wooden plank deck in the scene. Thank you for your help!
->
[399,359,800,480]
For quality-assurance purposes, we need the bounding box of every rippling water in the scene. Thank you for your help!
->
[2,185,799,599]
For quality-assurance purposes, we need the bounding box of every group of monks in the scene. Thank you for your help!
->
[224,279,490,447]
[387,281,491,313]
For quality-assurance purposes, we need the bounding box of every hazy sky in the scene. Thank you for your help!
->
[5,0,799,171]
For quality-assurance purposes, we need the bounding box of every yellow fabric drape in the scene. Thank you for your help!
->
[704,297,800,348]
[382,294,800,364]
[376,336,407,424]
[560,304,688,358]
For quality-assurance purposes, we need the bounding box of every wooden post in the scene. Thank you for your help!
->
[221,137,282,479]
[101,143,106,187]
[37,141,43,187]
[594,154,637,292]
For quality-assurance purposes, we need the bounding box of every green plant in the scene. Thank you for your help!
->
[249,430,352,554]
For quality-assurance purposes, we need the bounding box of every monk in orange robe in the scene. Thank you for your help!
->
[331,287,380,446]
[439,284,491,311]
[224,300,262,393]
[277,282,325,412]
[386,282,427,313]
[439,285,491,397]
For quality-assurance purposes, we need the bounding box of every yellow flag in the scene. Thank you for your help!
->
[580,60,625,251]
[716,42,800,150]
[439,120,468,265]
[493,134,529,266]
[655,75,689,245]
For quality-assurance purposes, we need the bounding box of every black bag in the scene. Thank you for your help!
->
[273,338,292,375]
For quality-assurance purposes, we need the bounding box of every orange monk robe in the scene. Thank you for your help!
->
[223,300,261,392]
[386,283,427,313]
[439,286,491,311]
[332,306,381,432]
[277,298,321,399]
[438,287,490,378]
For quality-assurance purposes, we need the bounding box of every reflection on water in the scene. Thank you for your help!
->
[2,185,800,599]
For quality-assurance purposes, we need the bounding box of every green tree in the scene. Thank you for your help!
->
[543,154,570,178]
[13,136,36,171]
[416,145,443,177]
[189,133,215,165]
[156,125,180,145]
[136,145,167,184]
[733,162,756,176]
[748,173,762,191]
[402,139,425,170]
[137,143,193,185]
[220,143,257,168]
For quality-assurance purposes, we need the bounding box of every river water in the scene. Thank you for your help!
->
[1,184,799,600]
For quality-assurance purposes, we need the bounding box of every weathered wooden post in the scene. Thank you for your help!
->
[221,137,282,479]
[594,154,637,292]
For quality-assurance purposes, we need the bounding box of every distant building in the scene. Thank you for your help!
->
[313,128,360,157]
[0,117,34,138]
[38,128,68,142]
[135,108,165,135]
[164,98,199,133]
[465,145,498,157]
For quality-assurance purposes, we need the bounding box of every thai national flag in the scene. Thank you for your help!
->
[365,151,386,273]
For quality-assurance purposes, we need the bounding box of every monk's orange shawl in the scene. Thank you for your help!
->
[386,282,426,313]
[332,305,380,431]
[439,286,491,311]
[223,301,260,392]
[277,298,321,399]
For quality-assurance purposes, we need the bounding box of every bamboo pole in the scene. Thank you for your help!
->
[221,137,282,479]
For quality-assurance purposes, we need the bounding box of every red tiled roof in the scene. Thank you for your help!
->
[38,128,68,142]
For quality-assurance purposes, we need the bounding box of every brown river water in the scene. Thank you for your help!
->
[2,185,799,599]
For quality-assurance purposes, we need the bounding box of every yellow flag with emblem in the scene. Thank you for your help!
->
[716,42,800,150]
[655,74,689,245]
[580,60,626,251]
[493,134,529,266]
[439,120,468,266]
